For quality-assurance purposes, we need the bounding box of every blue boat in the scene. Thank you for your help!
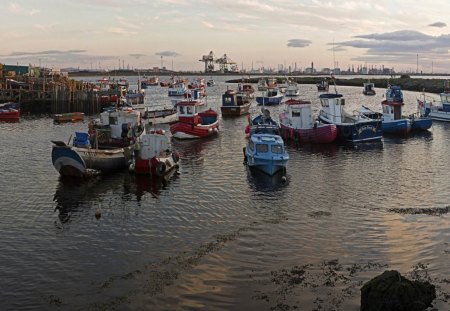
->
[410,117,432,131]
[256,86,283,106]
[380,86,412,135]
[245,133,289,176]
[418,80,450,122]
[318,93,382,143]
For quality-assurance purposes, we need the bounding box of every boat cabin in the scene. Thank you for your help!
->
[139,130,171,160]
[319,93,345,123]
[440,91,450,112]
[267,87,279,97]
[385,85,403,102]
[175,101,201,124]
[282,99,313,129]
[99,109,142,139]
[247,134,285,156]
[363,82,376,95]
[381,100,403,121]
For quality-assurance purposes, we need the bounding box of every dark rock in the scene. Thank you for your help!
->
[361,270,436,311]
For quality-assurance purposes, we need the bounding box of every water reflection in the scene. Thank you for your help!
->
[53,171,179,222]
[246,166,288,192]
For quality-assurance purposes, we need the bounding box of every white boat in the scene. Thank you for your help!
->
[418,80,450,122]
[51,108,145,178]
[284,81,300,97]
[168,81,187,96]
[141,91,177,125]
[129,129,180,177]
[257,78,268,91]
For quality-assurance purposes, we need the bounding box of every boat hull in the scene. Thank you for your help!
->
[170,121,219,139]
[144,109,177,125]
[245,152,288,176]
[280,123,337,144]
[319,115,382,142]
[382,119,411,135]
[53,112,84,123]
[0,109,20,121]
[256,96,283,106]
[52,142,133,177]
[411,117,432,131]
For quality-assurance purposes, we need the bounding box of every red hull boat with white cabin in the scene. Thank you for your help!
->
[0,108,20,121]
[279,98,337,144]
[170,100,219,139]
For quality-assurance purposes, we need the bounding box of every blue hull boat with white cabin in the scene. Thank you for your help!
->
[256,86,283,106]
[418,80,450,122]
[318,93,382,143]
[245,133,289,176]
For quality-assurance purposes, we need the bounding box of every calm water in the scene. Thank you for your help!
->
[1,77,449,310]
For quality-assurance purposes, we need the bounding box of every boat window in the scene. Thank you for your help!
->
[179,106,185,114]
[320,99,329,107]
[256,144,268,153]
[292,109,301,117]
[340,99,345,105]
[186,106,193,114]
[109,116,118,125]
[271,144,283,154]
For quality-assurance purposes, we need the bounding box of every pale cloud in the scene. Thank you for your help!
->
[429,22,446,28]
[129,53,146,58]
[202,21,214,29]
[287,39,312,48]
[29,8,40,15]
[155,51,180,57]
[116,16,141,30]
[107,27,138,35]
[8,2,21,13]
[34,24,55,31]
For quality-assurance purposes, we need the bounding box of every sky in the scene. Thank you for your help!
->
[2,0,450,73]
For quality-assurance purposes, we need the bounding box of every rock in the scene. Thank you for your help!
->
[361,270,436,311]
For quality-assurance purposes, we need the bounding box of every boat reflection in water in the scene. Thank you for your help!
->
[245,165,288,193]
[53,171,179,223]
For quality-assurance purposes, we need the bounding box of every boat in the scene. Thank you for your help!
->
[363,81,376,96]
[206,78,215,87]
[141,91,177,125]
[238,82,255,98]
[418,80,450,122]
[0,102,20,121]
[244,133,289,176]
[129,129,180,177]
[285,81,300,97]
[142,76,159,86]
[317,80,329,92]
[257,78,268,91]
[168,81,187,96]
[53,112,85,123]
[170,100,219,139]
[51,108,145,178]
[255,86,283,106]
[318,93,382,143]
[245,108,280,137]
[277,79,289,93]
[221,88,251,116]
[279,99,337,144]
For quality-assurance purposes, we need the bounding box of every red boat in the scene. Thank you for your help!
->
[0,108,20,121]
[170,100,219,139]
[279,99,337,144]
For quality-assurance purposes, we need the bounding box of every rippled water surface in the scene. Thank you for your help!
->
[1,76,449,310]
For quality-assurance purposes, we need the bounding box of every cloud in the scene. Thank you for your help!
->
[4,50,87,57]
[34,24,55,31]
[335,30,450,67]
[429,22,446,28]
[129,53,146,58]
[287,39,312,48]
[8,2,21,13]
[155,51,180,57]
[107,27,138,35]
[29,9,40,15]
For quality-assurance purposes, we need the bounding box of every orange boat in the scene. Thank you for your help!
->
[53,112,85,123]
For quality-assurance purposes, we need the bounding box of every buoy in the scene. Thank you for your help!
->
[95,208,101,219]
[281,176,287,183]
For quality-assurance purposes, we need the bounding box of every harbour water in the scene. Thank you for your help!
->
[1,76,449,310]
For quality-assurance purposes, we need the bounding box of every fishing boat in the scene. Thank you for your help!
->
[257,78,268,91]
[362,85,431,134]
[256,86,283,106]
[363,81,376,95]
[53,112,85,123]
[245,108,280,137]
[418,80,450,122]
[141,91,177,125]
[0,102,20,121]
[317,80,329,92]
[238,82,255,98]
[206,78,215,87]
[170,100,219,139]
[279,99,337,144]
[318,93,382,143]
[129,129,180,177]
[142,76,159,87]
[168,81,187,96]
[221,88,251,116]
[244,133,289,176]
[285,81,300,97]
[51,108,144,178]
